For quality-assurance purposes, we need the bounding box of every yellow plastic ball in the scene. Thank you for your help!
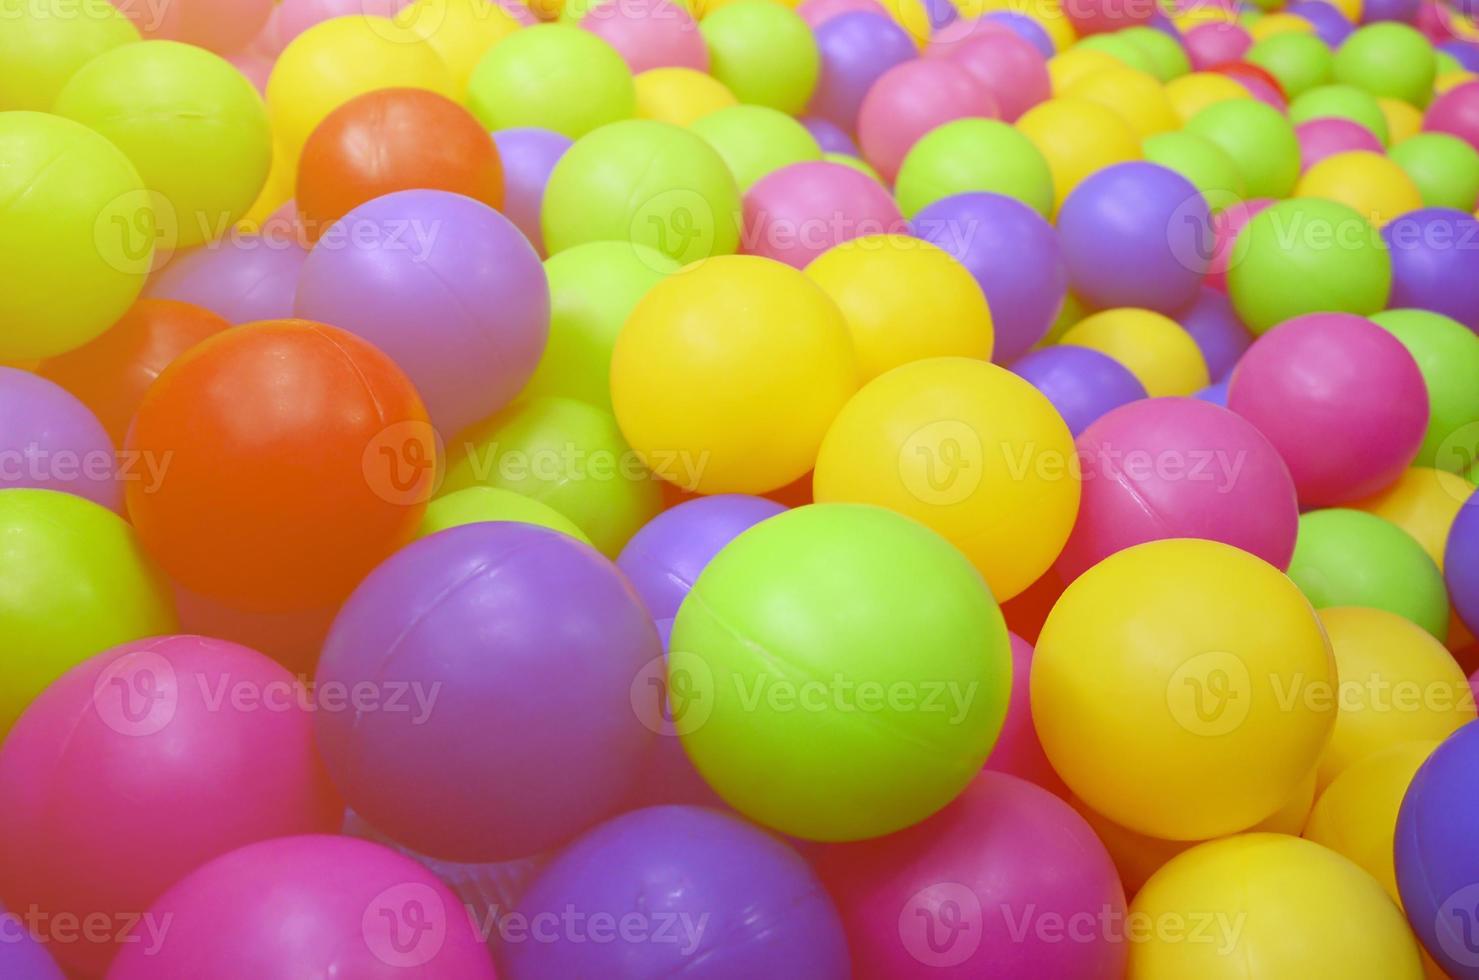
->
[266,15,455,164]
[1047,48,1121,93]
[1352,466,1474,568]
[1315,606,1474,789]
[1033,539,1336,840]
[634,67,737,125]
[875,0,932,47]
[1249,12,1317,40]
[1379,96,1424,145]
[1060,308,1210,397]
[1062,66,1179,139]
[803,235,993,381]
[1326,0,1362,23]
[611,255,859,494]
[1166,72,1251,124]
[396,0,522,91]
[1295,150,1424,228]
[418,485,593,544]
[1129,834,1424,979]
[0,0,139,111]
[1436,70,1479,95]
[813,356,1080,600]
[1016,97,1142,212]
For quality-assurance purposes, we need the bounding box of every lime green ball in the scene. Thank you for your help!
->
[1184,98,1301,199]
[1436,50,1462,75]
[419,486,593,544]
[542,119,741,265]
[522,241,679,411]
[0,112,154,361]
[670,502,1011,841]
[1371,309,1479,473]
[1227,198,1392,334]
[823,151,882,181]
[1120,26,1191,81]
[1389,132,1479,212]
[689,104,822,191]
[1075,32,1158,75]
[893,118,1054,219]
[1245,32,1333,99]
[1288,508,1450,639]
[0,489,176,734]
[441,396,663,556]
[1142,130,1246,211]
[468,25,635,138]
[701,0,819,114]
[54,41,270,250]
[1332,22,1436,108]
[1289,83,1390,145]
[0,0,139,111]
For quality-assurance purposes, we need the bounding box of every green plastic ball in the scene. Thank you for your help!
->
[1436,50,1462,76]
[1289,83,1390,145]
[1184,98,1301,199]
[418,486,593,544]
[1227,198,1392,334]
[689,104,822,191]
[542,119,741,265]
[1371,309,1479,474]
[1075,33,1158,75]
[1120,25,1191,81]
[1287,508,1450,640]
[1332,22,1436,108]
[1142,130,1246,211]
[1245,32,1334,99]
[0,489,176,735]
[54,41,271,249]
[468,25,635,138]
[1388,132,1479,212]
[522,241,679,411]
[670,502,1012,841]
[701,0,819,114]
[893,118,1054,219]
[0,0,139,111]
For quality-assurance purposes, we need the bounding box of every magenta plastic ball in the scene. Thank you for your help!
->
[1425,81,1479,151]
[146,235,307,324]
[1228,312,1430,507]
[507,806,849,979]
[314,522,659,863]
[801,115,860,154]
[742,160,907,268]
[0,636,341,978]
[815,772,1127,980]
[808,12,918,130]
[106,835,496,979]
[1206,197,1273,292]
[1011,345,1147,437]
[492,127,574,256]
[1382,208,1479,331]
[797,0,888,29]
[1056,397,1300,581]
[0,368,119,509]
[1177,286,1253,381]
[1065,0,1158,35]
[1185,21,1251,69]
[932,28,1050,122]
[1231,70,1289,111]
[982,634,1068,795]
[857,58,1000,183]
[1296,118,1384,171]
[1056,161,1212,315]
[581,0,708,73]
[295,188,550,435]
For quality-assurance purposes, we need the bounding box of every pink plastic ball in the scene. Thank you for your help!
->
[1232,71,1288,112]
[581,0,708,73]
[1206,197,1273,292]
[1185,22,1251,70]
[1055,397,1299,582]
[930,29,1050,122]
[1425,80,1479,151]
[1296,117,1385,171]
[742,160,908,268]
[815,772,1128,980]
[797,0,888,29]
[983,634,1068,796]
[1064,0,1158,36]
[226,51,272,94]
[0,636,342,977]
[857,58,1000,183]
[1228,312,1430,507]
[106,835,497,979]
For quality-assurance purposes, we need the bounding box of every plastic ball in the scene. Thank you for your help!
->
[1381,94,1425,142]
[1364,0,1420,21]
[933,27,1052,122]
[1451,497,1479,633]
[1353,466,1473,571]
[815,772,1128,979]
[913,192,1067,363]
[1207,199,1274,291]
[982,9,1057,55]
[1047,46,1122,89]
[894,118,1053,219]
[1425,79,1479,150]
[1064,0,1156,35]
[0,0,139,111]
[690,104,823,191]
[1383,207,1479,330]
[1012,345,1147,437]
[1218,59,1290,110]
[1371,310,1479,472]
[1295,149,1423,227]
[633,65,738,123]
[1177,287,1254,381]
[296,88,502,243]
[702,0,820,113]
[509,806,848,978]
[397,0,522,88]
[491,126,573,255]
[1034,538,1335,839]
[1246,31,1332,97]
[983,634,1067,791]
[1185,21,1251,70]
[1016,97,1142,211]
[1076,31,1163,73]
[442,396,663,555]
[106,836,497,979]
[1060,308,1210,398]
[1063,66,1179,138]
[542,119,741,265]
[469,25,634,138]
[1141,130,1246,209]
[418,485,592,543]
[1285,1,1356,45]
[670,503,1010,839]
[802,113,860,153]
[144,230,307,324]
[1390,132,1479,211]
[741,159,906,268]
[1288,508,1450,638]
[1290,82,1392,142]
[1130,834,1423,978]
[814,357,1079,599]
[1183,97,1301,198]
[1123,22,1191,78]
[857,58,999,184]
[808,12,917,130]
[1226,199,1393,333]
[0,369,118,509]
[1333,21,1436,105]
[580,0,708,73]
[1296,117,1386,170]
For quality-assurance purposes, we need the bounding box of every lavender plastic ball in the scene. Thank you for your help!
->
[1383,208,1479,331]
[146,233,306,324]
[0,368,117,509]
[808,12,918,131]
[1012,346,1147,436]
[1177,286,1254,382]
[492,127,574,256]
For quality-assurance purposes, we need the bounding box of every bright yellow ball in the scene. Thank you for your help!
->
[634,67,737,125]
[1063,66,1179,138]
[611,255,859,494]
[1295,150,1424,227]
[1379,96,1424,145]
[1166,72,1251,124]
[1249,12,1317,40]
[1016,97,1141,212]
[396,0,522,91]
[804,235,993,381]
[813,356,1080,601]
[1047,48,1120,93]
[1352,466,1474,568]
[1060,308,1209,397]
[1326,0,1362,22]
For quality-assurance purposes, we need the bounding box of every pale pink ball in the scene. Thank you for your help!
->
[581,0,708,72]
[929,28,1048,121]
[797,0,888,28]
[857,58,999,182]
[742,160,907,268]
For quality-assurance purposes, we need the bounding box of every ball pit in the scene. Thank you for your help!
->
[1246,31,1333,97]
[1291,82,1392,142]
[581,0,708,74]
[1296,117,1386,171]
[633,65,739,123]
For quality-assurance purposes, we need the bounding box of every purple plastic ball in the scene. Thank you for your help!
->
[1011,346,1147,437]
[625,618,728,809]
[492,127,573,256]
[1383,208,1479,331]
[1450,495,1479,634]
[807,12,918,131]
[505,806,850,980]
[913,192,1068,363]
[146,233,306,324]
[0,907,64,980]
[1194,379,1230,406]
[922,0,957,27]
[314,522,660,862]
[801,115,861,155]
[980,11,1054,57]
[1363,0,1418,21]
[1177,286,1254,381]
[1056,161,1211,315]
[1287,0,1354,45]
[295,189,550,435]
[0,368,117,509]
[1440,40,1479,72]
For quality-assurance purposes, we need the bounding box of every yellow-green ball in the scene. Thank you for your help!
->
[0,0,139,111]
[689,104,821,191]
[468,25,635,139]
[701,0,819,114]
[419,486,593,545]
